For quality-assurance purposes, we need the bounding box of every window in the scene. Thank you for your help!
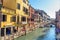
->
[31,19,34,21]
[21,17,26,21]
[13,27,17,33]
[44,17,46,21]
[2,15,7,22]
[23,7,28,14]
[59,13,60,16]
[23,7,25,12]
[39,13,43,17]
[0,4,2,10]
[17,3,20,10]
[17,15,19,24]
[26,8,28,13]
[11,16,16,22]
[55,20,59,23]
[0,13,2,22]
[47,18,50,20]
[32,14,35,19]
[1,28,4,36]
[23,0,26,3]
[6,27,11,35]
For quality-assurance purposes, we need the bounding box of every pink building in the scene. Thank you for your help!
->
[29,5,35,30]
[56,10,60,29]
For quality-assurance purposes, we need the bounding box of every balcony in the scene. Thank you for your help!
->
[34,19,39,21]
[1,8,16,14]
[22,21,27,24]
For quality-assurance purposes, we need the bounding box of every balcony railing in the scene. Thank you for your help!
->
[22,21,27,24]
[1,7,16,14]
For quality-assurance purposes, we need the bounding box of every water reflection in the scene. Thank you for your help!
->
[14,27,56,40]
[37,27,56,40]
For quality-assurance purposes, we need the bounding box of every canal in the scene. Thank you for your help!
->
[14,27,56,40]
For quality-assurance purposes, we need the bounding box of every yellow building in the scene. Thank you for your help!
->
[1,0,29,39]
[16,0,29,34]
[0,0,17,40]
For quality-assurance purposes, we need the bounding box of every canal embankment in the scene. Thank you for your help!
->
[14,27,49,40]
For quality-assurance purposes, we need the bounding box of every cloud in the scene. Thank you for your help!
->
[29,0,60,18]
[46,0,60,18]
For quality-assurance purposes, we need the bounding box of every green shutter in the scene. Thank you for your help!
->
[0,4,2,10]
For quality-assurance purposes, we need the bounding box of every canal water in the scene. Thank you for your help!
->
[14,27,56,40]
[37,27,56,40]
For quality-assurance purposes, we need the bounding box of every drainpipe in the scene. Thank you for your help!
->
[0,2,2,39]
[0,12,1,40]
[17,15,19,37]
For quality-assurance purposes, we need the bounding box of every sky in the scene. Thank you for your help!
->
[29,0,60,18]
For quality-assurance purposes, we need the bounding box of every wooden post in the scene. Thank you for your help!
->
[17,26,18,37]
[4,28,6,40]
[17,15,19,37]
[11,27,14,40]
